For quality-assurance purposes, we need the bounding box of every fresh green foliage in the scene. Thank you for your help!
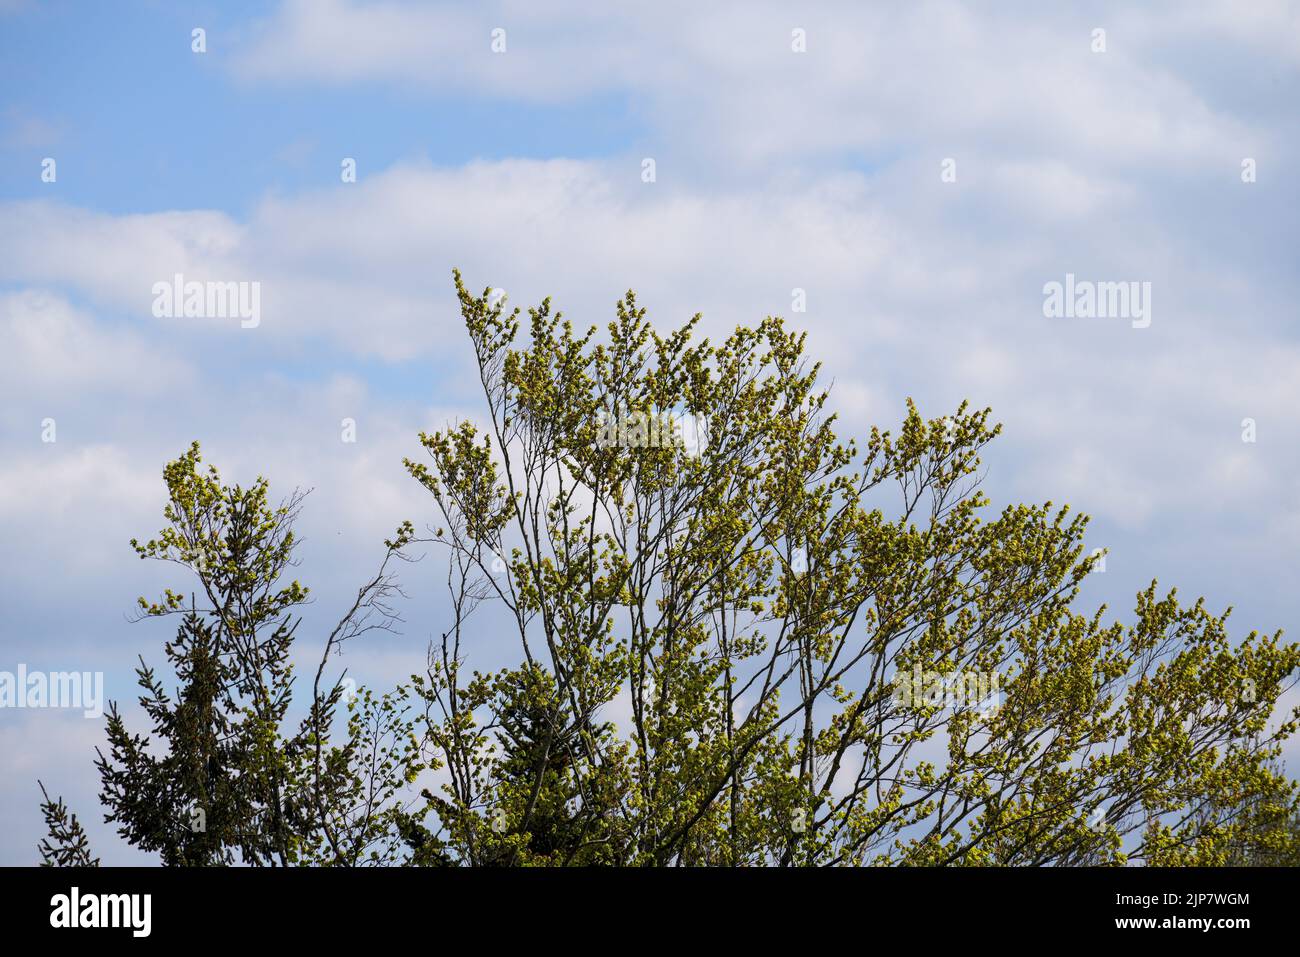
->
[38,275,1300,867]
[401,272,1300,866]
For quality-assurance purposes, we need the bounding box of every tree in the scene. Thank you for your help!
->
[1230,796,1300,865]
[37,782,99,867]
[1189,757,1300,866]
[40,443,427,866]
[403,271,1300,866]
[95,609,255,866]
[37,274,1300,867]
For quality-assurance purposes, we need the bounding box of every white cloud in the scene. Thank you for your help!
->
[2,147,1296,546]
[231,0,1272,173]
[0,290,193,396]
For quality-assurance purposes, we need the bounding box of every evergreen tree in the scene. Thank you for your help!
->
[94,609,279,865]
[37,782,99,867]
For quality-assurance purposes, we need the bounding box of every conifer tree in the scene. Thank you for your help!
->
[37,782,99,867]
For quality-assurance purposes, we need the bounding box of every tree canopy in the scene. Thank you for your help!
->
[39,272,1300,867]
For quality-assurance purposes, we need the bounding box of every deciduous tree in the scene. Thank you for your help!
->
[403,272,1300,866]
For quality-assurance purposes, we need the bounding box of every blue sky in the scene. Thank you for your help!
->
[1,0,1298,864]
[0,2,644,214]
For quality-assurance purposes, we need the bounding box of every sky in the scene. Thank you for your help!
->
[1,0,1298,865]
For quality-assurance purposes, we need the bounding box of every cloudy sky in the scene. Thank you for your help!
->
[1,0,1298,864]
